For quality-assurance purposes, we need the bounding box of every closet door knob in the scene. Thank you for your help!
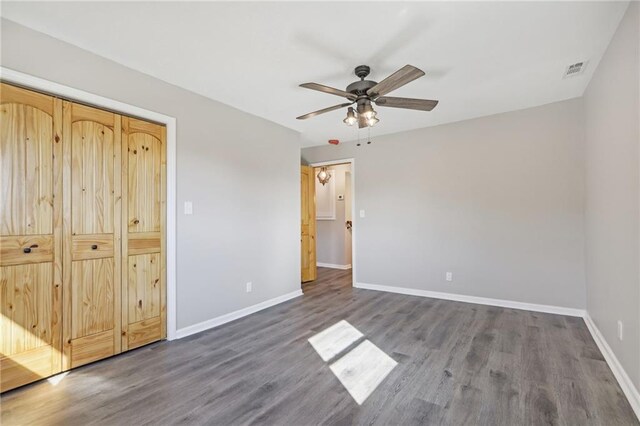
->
[91,244,98,250]
[22,244,38,254]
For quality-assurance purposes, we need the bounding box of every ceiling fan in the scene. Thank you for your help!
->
[296,64,438,128]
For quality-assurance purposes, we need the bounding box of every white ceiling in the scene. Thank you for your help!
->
[1,2,629,147]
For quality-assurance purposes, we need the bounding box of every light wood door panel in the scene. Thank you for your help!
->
[63,101,121,370]
[71,234,114,261]
[121,117,166,351]
[128,317,162,350]
[70,258,115,339]
[0,83,63,392]
[70,120,115,235]
[127,132,162,233]
[1,264,53,355]
[0,235,54,266]
[0,98,53,236]
[301,166,317,282]
[70,329,114,368]
[127,253,161,323]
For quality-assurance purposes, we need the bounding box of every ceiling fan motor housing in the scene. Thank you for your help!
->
[347,65,378,98]
[346,80,377,98]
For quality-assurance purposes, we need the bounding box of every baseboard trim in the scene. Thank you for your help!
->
[354,282,585,317]
[584,313,640,420]
[317,262,352,270]
[175,289,303,339]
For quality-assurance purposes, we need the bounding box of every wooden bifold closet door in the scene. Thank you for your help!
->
[0,83,63,391]
[62,101,122,369]
[121,117,166,350]
[0,83,166,392]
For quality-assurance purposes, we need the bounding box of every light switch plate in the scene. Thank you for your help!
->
[359,209,365,218]
[184,201,193,215]
[618,320,624,340]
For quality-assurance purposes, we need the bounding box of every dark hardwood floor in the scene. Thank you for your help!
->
[1,267,637,425]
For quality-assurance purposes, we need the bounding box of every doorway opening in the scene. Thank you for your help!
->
[301,159,356,292]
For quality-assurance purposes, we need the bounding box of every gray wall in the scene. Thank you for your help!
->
[583,2,639,389]
[315,164,352,267]
[303,98,587,309]
[1,19,302,330]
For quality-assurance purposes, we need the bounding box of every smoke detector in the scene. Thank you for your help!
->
[563,61,588,78]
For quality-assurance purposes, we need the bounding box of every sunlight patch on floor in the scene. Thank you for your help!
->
[308,320,397,405]
[330,340,398,405]
[47,371,69,386]
[308,319,363,362]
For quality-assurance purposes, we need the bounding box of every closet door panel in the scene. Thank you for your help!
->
[0,83,62,392]
[128,232,161,255]
[0,95,53,236]
[63,102,121,370]
[0,264,53,356]
[71,234,114,261]
[70,120,115,235]
[0,235,54,266]
[128,317,162,350]
[127,132,162,233]
[122,117,166,350]
[127,253,161,323]
[69,259,115,367]
[70,258,115,339]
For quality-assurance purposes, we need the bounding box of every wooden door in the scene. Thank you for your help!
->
[121,117,166,350]
[62,101,122,369]
[301,166,317,282]
[0,83,63,391]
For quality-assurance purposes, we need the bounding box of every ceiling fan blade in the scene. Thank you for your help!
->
[375,96,438,111]
[300,83,357,101]
[367,65,425,98]
[296,102,353,120]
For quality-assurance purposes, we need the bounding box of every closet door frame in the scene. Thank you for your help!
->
[1,67,177,341]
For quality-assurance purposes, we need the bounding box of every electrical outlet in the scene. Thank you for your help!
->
[446,272,453,282]
[184,201,193,215]
[246,282,252,293]
[618,320,624,341]
[359,209,365,218]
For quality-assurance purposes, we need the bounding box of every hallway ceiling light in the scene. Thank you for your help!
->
[317,166,332,186]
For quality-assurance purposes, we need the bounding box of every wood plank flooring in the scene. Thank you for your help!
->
[1,267,637,425]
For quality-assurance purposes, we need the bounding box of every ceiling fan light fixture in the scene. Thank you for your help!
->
[343,107,357,126]
[360,103,376,120]
[317,167,332,186]
[367,114,380,127]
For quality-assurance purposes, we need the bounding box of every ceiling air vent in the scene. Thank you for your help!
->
[563,61,588,78]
